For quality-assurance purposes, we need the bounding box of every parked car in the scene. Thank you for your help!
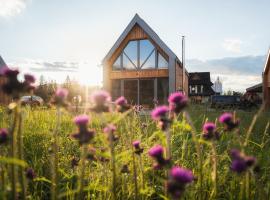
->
[21,95,44,106]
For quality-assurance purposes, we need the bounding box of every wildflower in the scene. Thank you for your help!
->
[132,140,144,155]
[148,145,170,169]
[202,122,219,140]
[115,96,130,112]
[0,128,9,144]
[151,106,170,130]
[2,68,24,98]
[168,92,187,114]
[24,74,36,84]
[90,90,111,113]
[229,149,256,173]
[104,124,119,141]
[25,168,36,180]
[52,88,69,106]
[219,113,239,131]
[167,166,194,199]
[71,115,95,145]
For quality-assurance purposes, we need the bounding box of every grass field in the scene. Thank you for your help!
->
[0,103,269,200]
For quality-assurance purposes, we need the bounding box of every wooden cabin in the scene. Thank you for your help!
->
[188,72,215,103]
[263,49,270,109]
[102,14,188,107]
[0,56,10,104]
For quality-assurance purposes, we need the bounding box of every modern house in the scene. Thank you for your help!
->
[188,72,215,103]
[0,55,10,104]
[263,49,270,109]
[102,14,188,107]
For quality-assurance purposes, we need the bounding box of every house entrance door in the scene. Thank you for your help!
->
[123,79,155,107]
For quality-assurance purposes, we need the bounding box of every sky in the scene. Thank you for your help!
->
[0,0,269,91]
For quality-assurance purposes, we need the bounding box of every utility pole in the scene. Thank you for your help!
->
[182,36,185,94]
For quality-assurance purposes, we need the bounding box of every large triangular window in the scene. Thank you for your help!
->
[158,53,168,69]
[111,39,168,70]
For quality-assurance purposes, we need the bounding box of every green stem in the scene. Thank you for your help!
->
[17,108,26,200]
[211,142,217,199]
[245,171,250,200]
[51,107,61,200]
[184,111,203,200]
[10,107,18,200]
[139,155,145,190]
[78,145,88,199]
[109,132,117,200]
[132,151,138,200]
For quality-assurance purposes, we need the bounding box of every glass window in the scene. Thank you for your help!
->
[123,53,136,70]
[111,80,121,100]
[141,51,155,69]
[140,39,155,67]
[112,56,121,70]
[158,53,168,68]
[123,41,137,68]
[157,78,169,104]
[124,80,138,104]
[139,79,154,107]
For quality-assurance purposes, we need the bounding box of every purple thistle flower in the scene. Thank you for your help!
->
[133,140,143,155]
[115,96,130,112]
[103,124,116,134]
[148,145,164,158]
[55,88,68,99]
[71,157,80,168]
[91,90,111,105]
[229,149,256,174]
[71,130,95,145]
[115,96,127,106]
[168,92,188,114]
[0,128,9,144]
[151,106,169,120]
[219,112,239,131]
[74,115,89,126]
[2,68,19,77]
[25,168,36,180]
[170,166,194,184]
[132,140,140,149]
[202,122,219,140]
[90,90,111,113]
[24,73,36,84]
[219,113,232,123]
[231,159,247,173]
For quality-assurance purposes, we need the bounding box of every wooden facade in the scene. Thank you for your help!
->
[103,14,188,107]
[263,49,270,109]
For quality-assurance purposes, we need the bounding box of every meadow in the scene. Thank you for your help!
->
[0,99,269,200]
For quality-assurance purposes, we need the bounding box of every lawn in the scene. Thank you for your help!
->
[0,103,269,200]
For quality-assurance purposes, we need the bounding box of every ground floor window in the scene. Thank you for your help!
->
[111,77,168,107]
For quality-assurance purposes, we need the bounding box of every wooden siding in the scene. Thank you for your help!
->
[110,69,168,79]
[263,62,270,108]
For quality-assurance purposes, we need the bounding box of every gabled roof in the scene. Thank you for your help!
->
[102,14,178,64]
[0,56,7,68]
[264,48,270,74]
[188,72,213,86]
[246,83,262,92]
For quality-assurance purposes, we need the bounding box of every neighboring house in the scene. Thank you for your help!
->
[102,14,188,107]
[0,55,10,104]
[246,83,263,98]
[263,49,270,109]
[188,72,215,103]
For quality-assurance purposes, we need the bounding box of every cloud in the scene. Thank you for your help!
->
[0,0,29,18]
[30,61,79,72]
[222,39,243,53]
[187,55,266,91]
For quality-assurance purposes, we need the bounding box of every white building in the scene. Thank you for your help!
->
[213,77,222,94]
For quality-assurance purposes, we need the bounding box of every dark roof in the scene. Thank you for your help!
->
[188,72,213,86]
[0,56,7,68]
[246,83,262,93]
